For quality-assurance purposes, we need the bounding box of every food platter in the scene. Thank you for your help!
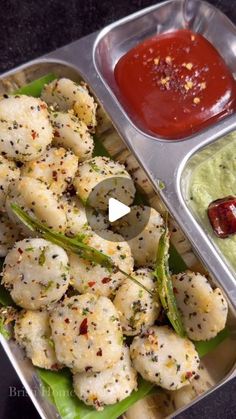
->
[0,0,236,418]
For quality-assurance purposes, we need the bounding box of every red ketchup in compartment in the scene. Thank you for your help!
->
[114,29,236,139]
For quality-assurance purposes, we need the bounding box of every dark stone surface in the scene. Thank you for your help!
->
[0,0,235,418]
[1,0,236,73]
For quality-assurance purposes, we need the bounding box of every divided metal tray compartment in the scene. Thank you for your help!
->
[0,0,236,418]
[181,134,236,276]
[92,0,236,309]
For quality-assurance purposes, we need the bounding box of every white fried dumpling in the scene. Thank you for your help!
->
[21,147,78,195]
[131,167,154,197]
[73,346,137,410]
[172,271,228,341]
[69,230,134,297]
[73,156,136,210]
[0,155,20,210]
[41,78,97,131]
[124,390,174,418]
[113,206,164,267]
[2,238,70,310]
[0,214,21,257]
[6,177,67,233]
[62,195,108,236]
[113,268,160,336]
[50,294,123,373]
[50,111,94,161]
[171,364,214,410]
[130,326,200,391]
[0,95,53,161]
[14,310,61,370]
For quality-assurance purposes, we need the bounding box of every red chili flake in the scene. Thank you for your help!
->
[79,318,88,335]
[51,363,60,370]
[88,281,96,288]
[93,398,101,409]
[173,287,178,294]
[31,130,38,140]
[17,248,23,254]
[185,371,193,379]
[64,318,70,324]
[96,348,102,356]
[101,277,111,284]
[54,130,60,138]
[40,104,47,109]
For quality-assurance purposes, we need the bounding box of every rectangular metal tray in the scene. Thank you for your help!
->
[1,1,236,418]
[181,133,236,275]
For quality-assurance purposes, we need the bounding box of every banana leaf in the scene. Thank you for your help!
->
[38,370,154,419]
[0,259,14,306]
[194,328,229,358]
[0,284,14,306]
[0,74,230,419]
[15,73,56,97]
[169,244,187,273]
[93,135,110,158]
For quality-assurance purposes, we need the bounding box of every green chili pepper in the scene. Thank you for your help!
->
[154,218,186,337]
[11,204,153,296]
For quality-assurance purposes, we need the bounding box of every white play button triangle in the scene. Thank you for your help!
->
[108,197,131,223]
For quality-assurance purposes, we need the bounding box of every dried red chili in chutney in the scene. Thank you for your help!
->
[208,196,236,238]
[114,29,236,139]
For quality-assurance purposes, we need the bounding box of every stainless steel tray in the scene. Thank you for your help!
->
[1,0,236,418]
